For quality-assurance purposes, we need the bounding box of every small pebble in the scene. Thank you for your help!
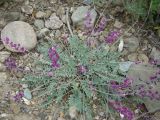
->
[36,11,46,18]
[21,5,33,14]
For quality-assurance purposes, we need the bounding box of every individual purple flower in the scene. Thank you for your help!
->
[121,77,133,88]
[105,31,120,44]
[3,37,10,44]
[48,47,60,68]
[137,104,145,111]
[13,91,24,102]
[20,47,26,53]
[51,60,60,68]
[138,90,147,97]
[77,65,88,75]
[110,81,120,89]
[4,57,17,70]
[149,58,157,65]
[47,71,54,77]
[95,16,107,32]
[149,75,157,82]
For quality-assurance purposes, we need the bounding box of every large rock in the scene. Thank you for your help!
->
[1,21,37,52]
[127,64,160,111]
[71,6,97,27]
[45,13,63,29]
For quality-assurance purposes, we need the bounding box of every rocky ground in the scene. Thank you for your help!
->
[0,0,160,120]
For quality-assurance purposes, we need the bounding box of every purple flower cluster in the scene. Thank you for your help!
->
[77,65,88,75]
[105,31,120,44]
[13,91,24,102]
[48,47,60,68]
[95,16,107,32]
[137,85,160,100]
[117,106,134,120]
[149,58,160,65]
[149,69,160,83]
[149,59,157,65]
[2,37,27,53]
[111,77,132,90]
[83,11,93,35]
[110,101,134,120]
[4,57,17,70]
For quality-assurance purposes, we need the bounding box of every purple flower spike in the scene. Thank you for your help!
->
[13,91,24,102]
[4,57,17,70]
[51,60,60,68]
[110,101,134,120]
[48,47,60,69]
[96,16,107,32]
[105,31,120,44]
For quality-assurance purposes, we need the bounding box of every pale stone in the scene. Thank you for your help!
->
[35,11,46,18]
[45,13,63,29]
[124,36,139,52]
[1,21,37,52]
[128,53,138,61]
[21,5,33,14]
[34,19,44,29]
